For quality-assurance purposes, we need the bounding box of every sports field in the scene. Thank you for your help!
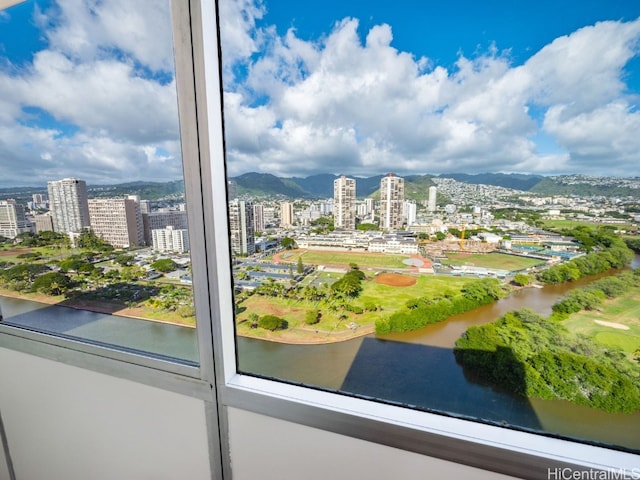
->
[280,249,410,269]
[563,291,640,357]
[443,252,544,271]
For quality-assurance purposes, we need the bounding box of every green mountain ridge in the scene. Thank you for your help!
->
[4,173,639,206]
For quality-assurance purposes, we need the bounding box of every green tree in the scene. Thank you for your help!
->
[433,232,446,241]
[305,309,321,325]
[31,272,71,295]
[120,266,145,281]
[281,237,296,249]
[512,274,531,287]
[258,315,288,331]
[151,258,178,273]
[114,254,135,266]
[297,257,304,274]
[76,230,113,251]
[356,223,378,232]
[248,313,259,329]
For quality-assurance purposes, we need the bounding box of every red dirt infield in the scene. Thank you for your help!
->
[374,273,417,287]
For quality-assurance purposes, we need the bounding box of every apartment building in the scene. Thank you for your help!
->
[333,175,356,230]
[47,178,90,234]
[87,196,144,248]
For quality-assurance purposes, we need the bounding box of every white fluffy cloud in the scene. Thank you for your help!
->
[2,0,640,188]
[219,1,640,178]
[0,0,180,187]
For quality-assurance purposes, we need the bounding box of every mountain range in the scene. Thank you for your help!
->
[230,172,640,200]
[230,172,544,199]
[3,173,639,205]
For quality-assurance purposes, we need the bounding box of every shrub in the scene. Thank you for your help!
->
[305,309,321,325]
[259,315,288,331]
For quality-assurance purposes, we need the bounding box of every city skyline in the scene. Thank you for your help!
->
[1,1,640,187]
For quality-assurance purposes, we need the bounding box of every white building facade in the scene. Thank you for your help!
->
[47,178,90,234]
[152,225,190,253]
[0,200,32,239]
[333,175,356,230]
[379,174,405,231]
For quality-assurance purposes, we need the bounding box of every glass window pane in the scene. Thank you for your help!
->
[0,0,198,364]
[219,0,640,452]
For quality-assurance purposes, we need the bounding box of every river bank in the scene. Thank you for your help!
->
[0,288,196,329]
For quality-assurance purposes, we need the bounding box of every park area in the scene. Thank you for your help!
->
[235,272,470,343]
[563,289,640,359]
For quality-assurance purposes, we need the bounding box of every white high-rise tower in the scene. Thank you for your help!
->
[428,186,437,212]
[47,178,90,234]
[379,174,404,231]
[333,176,356,230]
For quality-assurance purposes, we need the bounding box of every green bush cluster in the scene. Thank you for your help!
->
[305,309,321,325]
[331,269,365,298]
[376,279,506,334]
[538,234,633,285]
[258,314,288,331]
[454,309,640,413]
[552,270,640,318]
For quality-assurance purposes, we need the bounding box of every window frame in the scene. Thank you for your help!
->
[195,0,640,478]
[0,1,638,479]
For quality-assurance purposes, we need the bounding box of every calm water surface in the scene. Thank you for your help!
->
[2,256,639,450]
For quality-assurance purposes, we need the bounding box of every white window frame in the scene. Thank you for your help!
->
[0,1,638,479]
[195,0,639,478]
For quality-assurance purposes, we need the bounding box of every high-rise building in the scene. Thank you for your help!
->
[252,204,265,233]
[47,178,90,234]
[139,199,152,215]
[87,197,143,248]
[142,210,189,246]
[32,212,55,234]
[152,225,190,253]
[333,176,356,230]
[280,202,294,228]
[403,200,417,226]
[379,174,405,231]
[365,198,375,215]
[428,186,437,212]
[229,199,255,256]
[32,193,47,209]
[263,207,276,227]
[0,199,32,239]
[227,180,237,201]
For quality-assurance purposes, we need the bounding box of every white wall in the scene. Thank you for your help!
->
[0,346,521,480]
[0,347,211,480]
[226,407,519,480]
[0,424,10,480]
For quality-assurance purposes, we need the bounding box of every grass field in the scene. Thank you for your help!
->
[0,246,75,263]
[236,273,472,341]
[279,249,410,269]
[563,291,640,357]
[443,252,545,271]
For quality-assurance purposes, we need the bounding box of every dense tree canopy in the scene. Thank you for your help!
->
[455,309,640,413]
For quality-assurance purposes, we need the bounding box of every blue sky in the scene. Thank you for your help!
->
[1,0,640,188]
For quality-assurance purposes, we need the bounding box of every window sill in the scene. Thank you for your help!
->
[221,374,639,480]
[0,324,211,400]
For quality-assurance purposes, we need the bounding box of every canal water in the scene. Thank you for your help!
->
[2,255,639,451]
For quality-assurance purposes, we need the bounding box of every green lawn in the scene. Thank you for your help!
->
[237,273,473,334]
[563,291,640,356]
[284,249,410,269]
[443,252,544,271]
